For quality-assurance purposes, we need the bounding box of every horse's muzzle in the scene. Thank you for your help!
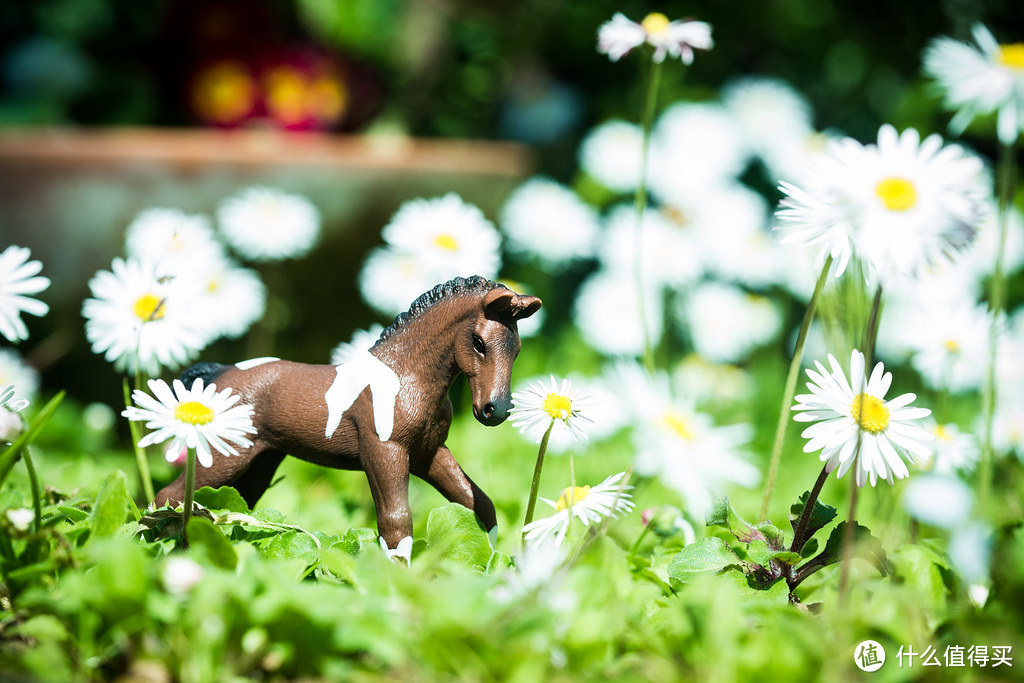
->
[474,398,511,426]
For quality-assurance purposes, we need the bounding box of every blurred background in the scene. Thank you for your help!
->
[1,0,1022,404]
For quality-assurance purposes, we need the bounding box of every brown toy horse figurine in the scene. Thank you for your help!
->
[155,276,541,562]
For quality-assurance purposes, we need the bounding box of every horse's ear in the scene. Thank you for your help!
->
[483,289,543,320]
[483,289,516,316]
[512,295,542,320]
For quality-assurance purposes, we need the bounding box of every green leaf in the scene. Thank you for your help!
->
[799,537,819,558]
[194,486,249,513]
[336,527,378,556]
[259,530,319,563]
[89,470,134,539]
[425,503,492,571]
[756,522,786,551]
[746,540,803,568]
[789,490,838,549]
[814,521,889,575]
[57,506,89,523]
[186,516,238,570]
[667,538,743,583]
[706,497,764,544]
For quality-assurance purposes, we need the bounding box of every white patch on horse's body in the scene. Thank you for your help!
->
[324,349,401,441]
[235,356,280,370]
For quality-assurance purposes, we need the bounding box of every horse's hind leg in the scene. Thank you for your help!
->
[225,450,286,509]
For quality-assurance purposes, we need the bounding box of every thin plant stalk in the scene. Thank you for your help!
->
[522,421,554,533]
[979,141,1017,505]
[22,446,42,534]
[839,282,884,603]
[789,463,831,554]
[181,448,197,545]
[760,255,834,520]
[122,374,155,503]
[633,58,664,373]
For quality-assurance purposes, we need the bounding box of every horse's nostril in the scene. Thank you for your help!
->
[482,402,495,418]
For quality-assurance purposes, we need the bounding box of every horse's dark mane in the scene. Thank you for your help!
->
[375,275,509,345]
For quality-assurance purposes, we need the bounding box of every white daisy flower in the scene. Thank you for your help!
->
[509,375,594,451]
[924,23,1024,145]
[122,377,256,468]
[904,300,992,393]
[678,184,775,289]
[776,125,988,283]
[359,246,436,317]
[916,420,979,474]
[124,208,225,277]
[0,348,39,405]
[5,507,34,532]
[499,177,600,270]
[962,201,1024,283]
[492,539,570,604]
[598,204,702,290]
[330,324,385,365]
[792,350,933,487]
[903,473,974,530]
[573,269,663,358]
[189,258,266,342]
[380,193,501,282]
[991,396,1024,459]
[597,12,712,64]
[672,354,755,404]
[522,472,634,547]
[677,283,782,365]
[611,363,758,515]
[722,76,815,166]
[82,258,207,375]
[648,103,750,202]
[217,186,321,262]
[578,120,644,193]
[0,245,50,343]
[162,556,206,595]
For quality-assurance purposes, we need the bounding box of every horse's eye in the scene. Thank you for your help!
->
[472,333,486,355]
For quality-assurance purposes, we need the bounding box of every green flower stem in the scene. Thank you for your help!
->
[182,449,197,545]
[837,478,861,604]
[789,463,831,554]
[522,421,554,534]
[838,282,884,603]
[759,255,833,521]
[22,446,42,534]
[979,141,1017,505]
[122,375,155,504]
[633,58,664,374]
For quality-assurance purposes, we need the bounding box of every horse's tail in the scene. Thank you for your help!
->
[179,361,230,388]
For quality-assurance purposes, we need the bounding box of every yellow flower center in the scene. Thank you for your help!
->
[997,43,1024,70]
[556,485,591,511]
[174,401,215,426]
[944,338,961,353]
[661,411,694,441]
[934,424,953,442]
[641,12,671,37]
[850,393,890,434]
[133,293,166,322]
[875,176,918,212]
[543,393,573,421]
[433,233,459,251]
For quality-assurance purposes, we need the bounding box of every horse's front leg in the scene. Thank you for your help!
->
[362,439,413,563]
[413,445,497,546]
